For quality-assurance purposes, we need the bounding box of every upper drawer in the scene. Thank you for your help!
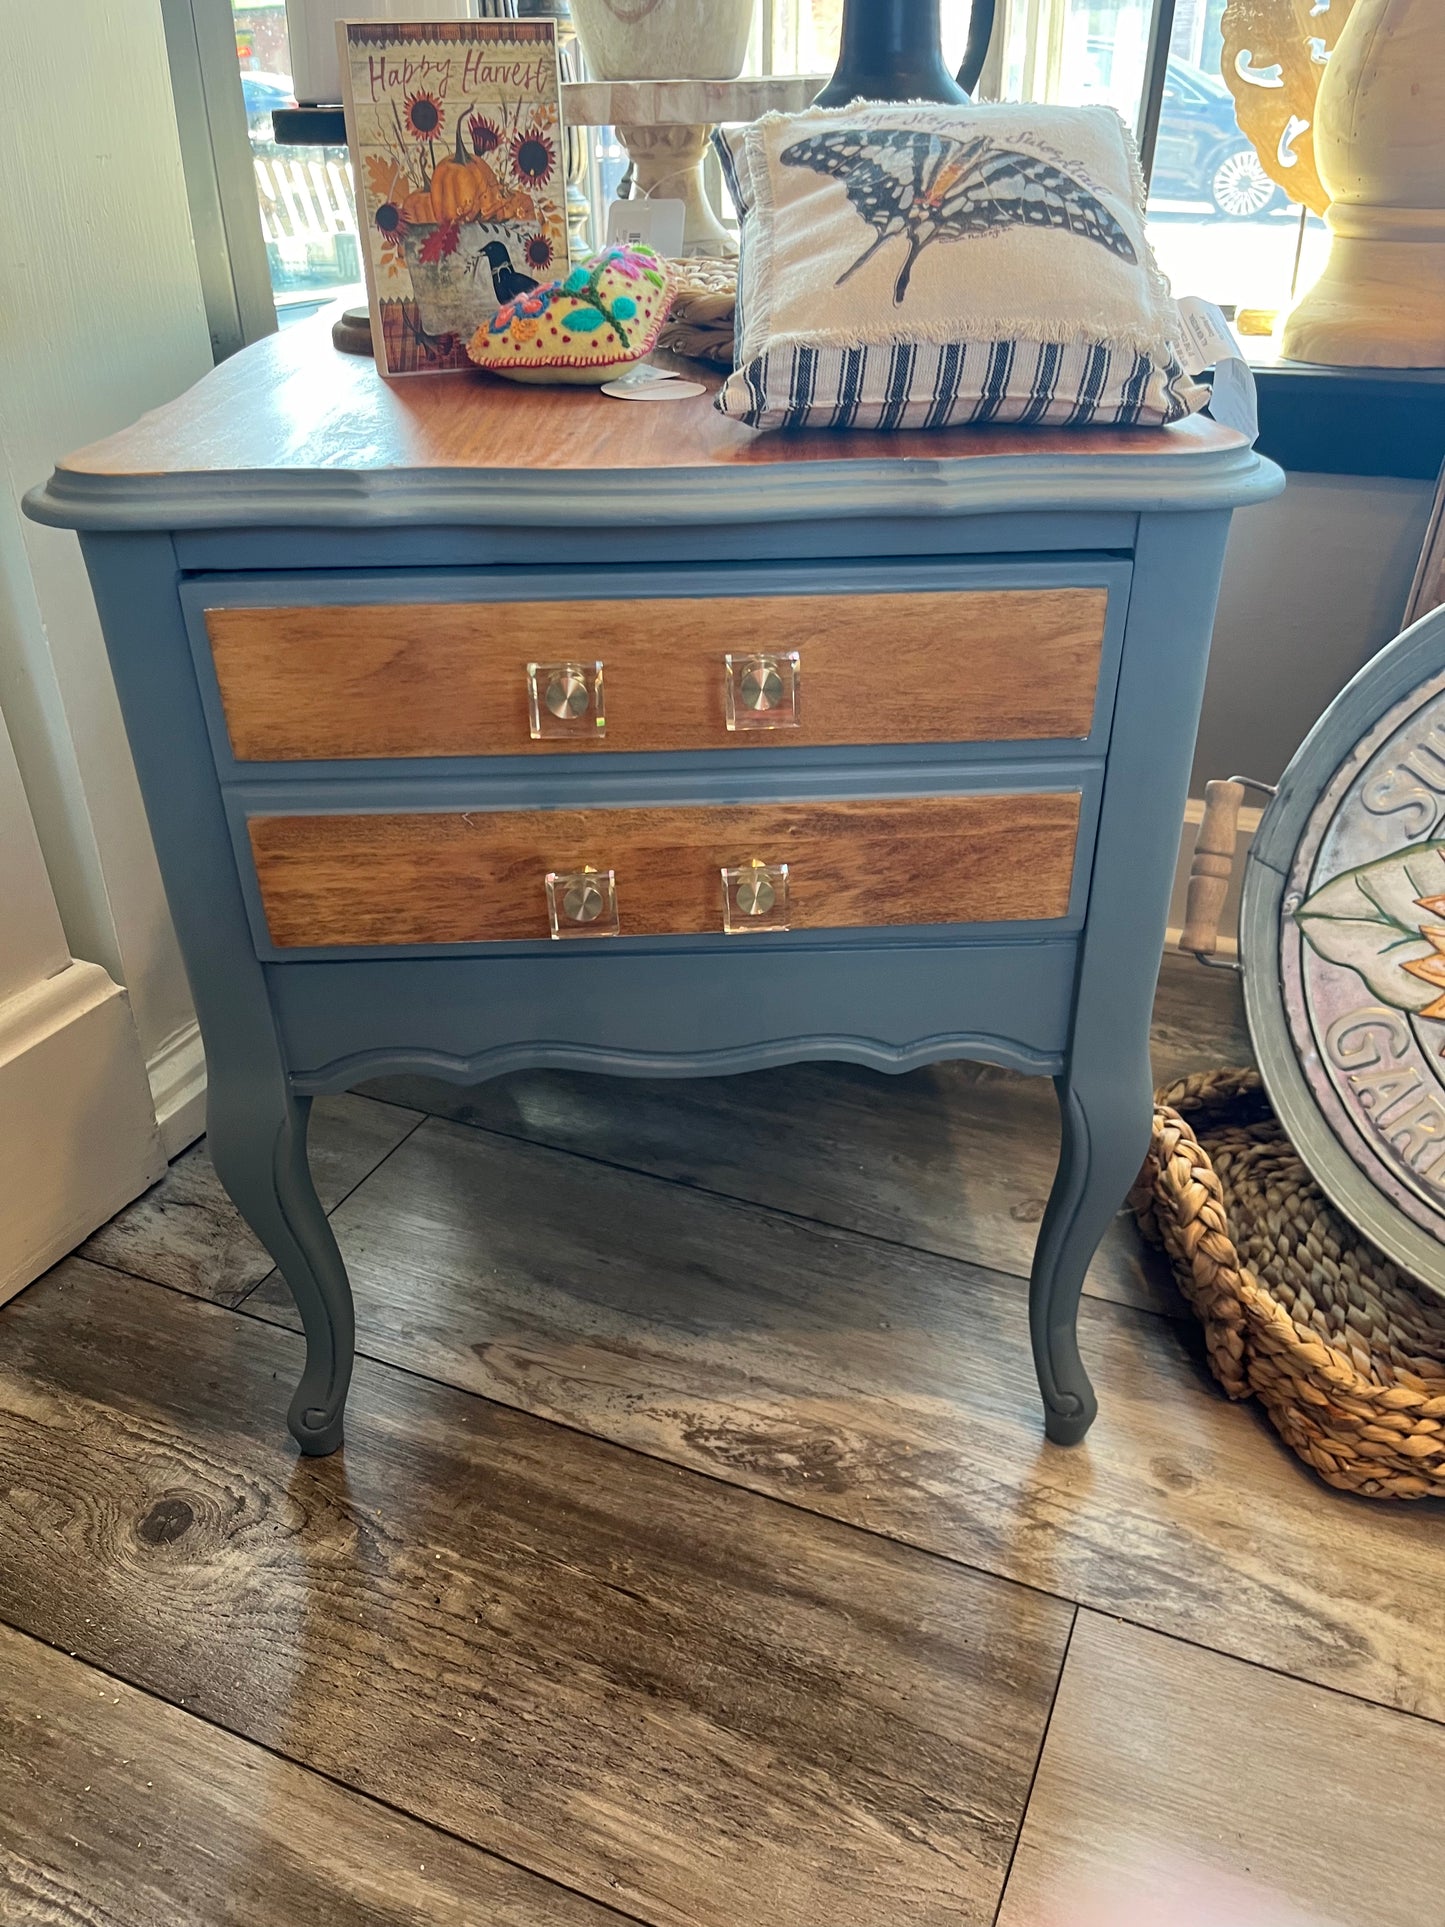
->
[189,563,1126,764]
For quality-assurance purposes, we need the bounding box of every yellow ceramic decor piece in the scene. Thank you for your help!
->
[467,244,673,386]
[1235,307,1278,336]
[1221,0,1358,217]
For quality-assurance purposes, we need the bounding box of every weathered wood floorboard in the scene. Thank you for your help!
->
[0,1260,1072,1927]
[996,1611,1445,1927]
[0,1619,623,1927]
[242,1106,1445,1724]
[79,1094,422,1307]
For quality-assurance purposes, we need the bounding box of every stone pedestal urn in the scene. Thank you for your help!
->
[1282,0,1445,367]
[571,0,757,257]
[571,0,755,81]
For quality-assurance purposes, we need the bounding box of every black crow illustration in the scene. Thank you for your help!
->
[479,241,539,305]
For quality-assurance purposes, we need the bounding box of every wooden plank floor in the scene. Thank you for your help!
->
[0,1621,619,1927]
[996,1612,1445,1927]
[4,955,1442,1927]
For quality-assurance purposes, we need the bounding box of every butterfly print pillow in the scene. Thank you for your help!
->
[714,103,1206,433]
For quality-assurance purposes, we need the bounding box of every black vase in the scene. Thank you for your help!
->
[813,0,995,109]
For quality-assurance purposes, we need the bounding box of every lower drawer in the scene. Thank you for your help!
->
[248,792,1082,949]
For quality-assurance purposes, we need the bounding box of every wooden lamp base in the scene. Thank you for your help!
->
[1283,215,1445,369]
[1282,0,1445,369]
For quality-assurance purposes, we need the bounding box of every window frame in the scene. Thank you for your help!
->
[161,0,277,360]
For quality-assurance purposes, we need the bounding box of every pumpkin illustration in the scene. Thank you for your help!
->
[468,159,507,220]
[401,188,436,224]
[431,112,496,222]
[440,109,539,223]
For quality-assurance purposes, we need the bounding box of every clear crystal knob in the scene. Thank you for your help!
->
[545,670,590,721]
[735,869,776,916]
[545,867,620,939]
[527,661,605,740]
[740,662,784,712]
[724,652,800,732]
[720,860,790,933]
[563,875,604,923]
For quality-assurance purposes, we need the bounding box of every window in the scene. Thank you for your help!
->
[233,2,361,326]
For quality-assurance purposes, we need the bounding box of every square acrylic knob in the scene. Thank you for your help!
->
[528,661,606,740]
[723,651,800,732]
[721,859,790,934]
[545,866,620,939]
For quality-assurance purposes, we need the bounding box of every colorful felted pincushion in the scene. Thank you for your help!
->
[466,244,672,385]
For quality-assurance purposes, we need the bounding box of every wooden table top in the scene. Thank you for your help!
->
[29,312,1282,532]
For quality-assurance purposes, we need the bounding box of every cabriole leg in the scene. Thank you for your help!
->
[206,1076,355,1456]
[1028,1055,1152,1445]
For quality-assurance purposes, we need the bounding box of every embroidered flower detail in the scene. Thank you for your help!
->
[609,251,642,279]
[490,288,550,334]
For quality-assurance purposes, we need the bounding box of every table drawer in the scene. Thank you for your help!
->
[248,792,1082,949]
[204,585,1110,762]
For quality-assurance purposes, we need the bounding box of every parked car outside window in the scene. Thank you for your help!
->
[241,69,294,145]
[1152,56,1281,220]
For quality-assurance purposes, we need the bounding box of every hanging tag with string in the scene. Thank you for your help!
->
[1177,296,1260,447]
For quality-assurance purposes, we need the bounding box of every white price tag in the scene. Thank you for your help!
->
[605,197,686,260]
[1177,295,1259,447]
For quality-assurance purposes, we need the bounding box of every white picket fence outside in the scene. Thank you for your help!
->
[253,153,359,275]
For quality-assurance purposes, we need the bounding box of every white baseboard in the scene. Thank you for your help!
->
[147,1017,207,1159]
[0,961,165,1306]
[1164,793,1264,963]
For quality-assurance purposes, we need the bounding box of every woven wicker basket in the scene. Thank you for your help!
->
[1130,1068,1445,1499]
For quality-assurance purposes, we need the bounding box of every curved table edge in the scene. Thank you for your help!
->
[25,443,1286,533]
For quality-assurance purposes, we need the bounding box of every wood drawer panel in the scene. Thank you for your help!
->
[249,793,1082,949]
[207,588,1108,761]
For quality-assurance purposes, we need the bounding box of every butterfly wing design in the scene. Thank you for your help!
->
[779,129,945,293]
[781,127,1139,306]
[933,144,1139,259]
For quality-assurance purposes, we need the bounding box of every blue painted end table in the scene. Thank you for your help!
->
[27,322,1282,1454]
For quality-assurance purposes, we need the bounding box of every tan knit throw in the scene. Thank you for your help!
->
[657,257,737,366]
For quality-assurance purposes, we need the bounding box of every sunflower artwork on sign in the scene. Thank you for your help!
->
[339,18,568,375]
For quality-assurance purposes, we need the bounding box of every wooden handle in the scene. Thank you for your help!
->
[1180,779,1246,957]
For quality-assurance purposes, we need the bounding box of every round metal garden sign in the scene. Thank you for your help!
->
[1242,604,1445,1300]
